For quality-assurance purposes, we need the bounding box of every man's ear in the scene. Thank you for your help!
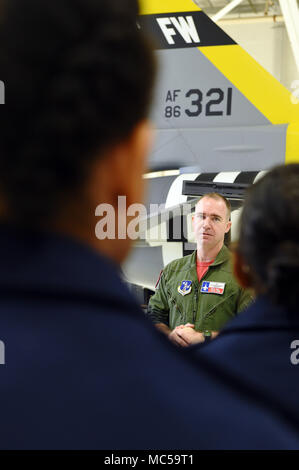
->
[225,220,232,233]
[233,249,252,289]
[191,214,195,230]
[110,120,153,207]
[85,120,153,264]
[86,120,153,209]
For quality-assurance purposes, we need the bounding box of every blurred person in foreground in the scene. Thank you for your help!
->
[0,0,297,450]
[192,164,299,440]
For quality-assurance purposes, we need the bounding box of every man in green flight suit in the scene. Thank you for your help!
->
[148,193,252,347]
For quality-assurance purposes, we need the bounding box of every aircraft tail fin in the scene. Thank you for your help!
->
[139,0,299,168]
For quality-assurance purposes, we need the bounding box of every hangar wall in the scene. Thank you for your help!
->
[219,18,298,92]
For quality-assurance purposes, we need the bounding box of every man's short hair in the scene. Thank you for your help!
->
[196,193,231,220]
[0,0,156,224]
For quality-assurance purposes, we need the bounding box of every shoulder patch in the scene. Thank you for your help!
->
[178,280,192,296]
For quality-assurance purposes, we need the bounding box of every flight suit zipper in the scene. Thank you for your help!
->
[168,288,185,325]
[197,265,212,327]
[193,285,198,324]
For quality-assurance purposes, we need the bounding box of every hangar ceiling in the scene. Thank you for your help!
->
[193,0,298,18]
[192,0,299,74]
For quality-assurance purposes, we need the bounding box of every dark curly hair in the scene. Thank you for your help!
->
[0,0,156,224]
[237,164,299,311]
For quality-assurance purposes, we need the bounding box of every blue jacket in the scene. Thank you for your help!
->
[0,226,297,449]
[193,296,299,441]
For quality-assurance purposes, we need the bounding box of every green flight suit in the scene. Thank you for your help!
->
[148,245,253,334]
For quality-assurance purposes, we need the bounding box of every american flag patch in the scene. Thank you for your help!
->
[201,281,225,295]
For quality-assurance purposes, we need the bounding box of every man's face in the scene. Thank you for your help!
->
[192,196,231,250]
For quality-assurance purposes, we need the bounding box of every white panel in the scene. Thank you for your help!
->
[213,171,240,183]
[253,170,267,183]
[165,173,200,208]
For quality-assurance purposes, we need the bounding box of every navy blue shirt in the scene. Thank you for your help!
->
[0,226,297,449]
[192,296,299,442]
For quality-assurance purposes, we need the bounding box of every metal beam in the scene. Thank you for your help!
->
[279,0,299,74]
[212,0,245,22]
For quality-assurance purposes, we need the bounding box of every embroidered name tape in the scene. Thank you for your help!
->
[201,281,225,295]
[178,280,192,296]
